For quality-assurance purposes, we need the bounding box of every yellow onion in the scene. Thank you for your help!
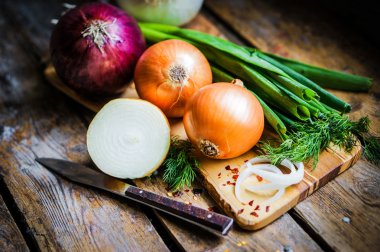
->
[183,82,264,159]
[134,39,212,117]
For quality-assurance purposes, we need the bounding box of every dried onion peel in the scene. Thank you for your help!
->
[87,99,170,179]
[235,157,304,204]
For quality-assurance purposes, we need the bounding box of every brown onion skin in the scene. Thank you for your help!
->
[134,39,212,118]
[50,3,146,96]
[183,82,264,159]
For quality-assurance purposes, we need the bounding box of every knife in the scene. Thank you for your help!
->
[35,158,233,235]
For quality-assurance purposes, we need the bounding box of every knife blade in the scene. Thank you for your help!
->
[35,158,233,235]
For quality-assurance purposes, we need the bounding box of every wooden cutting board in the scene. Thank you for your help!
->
[44,64,361,230]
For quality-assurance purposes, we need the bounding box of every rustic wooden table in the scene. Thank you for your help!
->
[1,0,379,251]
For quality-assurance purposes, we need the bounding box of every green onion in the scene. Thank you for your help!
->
[269,77,321,118]
[201,46,311,120]
[266,53,373,92]
[256,52,352,113]
[273,110,296,126]
[309,98,334,114]
[139,23,289,77]
[140,26,179,43]
[270,73,318,101]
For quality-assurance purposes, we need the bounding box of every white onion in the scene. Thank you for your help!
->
[87,99,170,179]
[265,188,285,204]
[117,0,204,26]
[235,164,273,202]
[245,162,302,186]
[234,157,304,204]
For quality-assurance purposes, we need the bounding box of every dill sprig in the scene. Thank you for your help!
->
[352,116,380,165]
[162,136,200,190]
[261,114,379,169]
[362,136,380,165]
[260,117,330,169]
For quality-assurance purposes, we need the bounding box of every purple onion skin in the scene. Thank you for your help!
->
[50,3,146,96]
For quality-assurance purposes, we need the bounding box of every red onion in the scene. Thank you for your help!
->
[50,3,146,96]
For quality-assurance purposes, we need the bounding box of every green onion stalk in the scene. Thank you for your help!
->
[266,53,373,92]
[139,23,379,169]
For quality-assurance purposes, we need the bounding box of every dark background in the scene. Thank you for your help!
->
[315,0,380,46]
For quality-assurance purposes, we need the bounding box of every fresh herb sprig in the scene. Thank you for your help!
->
[362,136,380,165]
[163,136,200,190]
[261,114,380,168]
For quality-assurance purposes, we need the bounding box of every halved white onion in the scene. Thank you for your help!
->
[234,157,304,204]
[87,99,170,179]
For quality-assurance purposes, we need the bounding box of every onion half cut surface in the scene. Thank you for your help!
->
[87,99,170,179]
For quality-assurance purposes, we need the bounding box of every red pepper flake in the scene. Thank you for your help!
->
[256,175,263,182]
[225,165,231,170]
[266,206,270,212]
[226,181,231,185]
[230,182,236,186]
[248,200,254,206]
[237,209,244,215]
[254,205,260,211]
[173,191,183,197]
[222,184,226,186]
[250,212,259,217]
[217,172,221,177]
[231,168,239,174]
[244,160,248,162]
[232,175,239,180]
[184,189,190,193]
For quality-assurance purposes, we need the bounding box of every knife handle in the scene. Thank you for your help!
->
[124,186,233,235]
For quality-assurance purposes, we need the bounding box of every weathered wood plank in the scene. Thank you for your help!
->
[0,194,29,251]
[0,0,350,250]
[44,10,323,251]
[45,59,323,251]
[205,0,380,250]
[294,160,380,251]
[0,5,169,252]
[136,173,322,252]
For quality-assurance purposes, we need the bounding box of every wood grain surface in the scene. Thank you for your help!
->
[43,57,360,231]
[1,0,379,251]
[0,195,29,251]
[43,12,322,251]
[43,3,360,230]
[0,1,169,251]
[134,170,322,252]
[205,0,380,250]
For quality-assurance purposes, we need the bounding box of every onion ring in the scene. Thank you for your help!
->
[234,157,304,204]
